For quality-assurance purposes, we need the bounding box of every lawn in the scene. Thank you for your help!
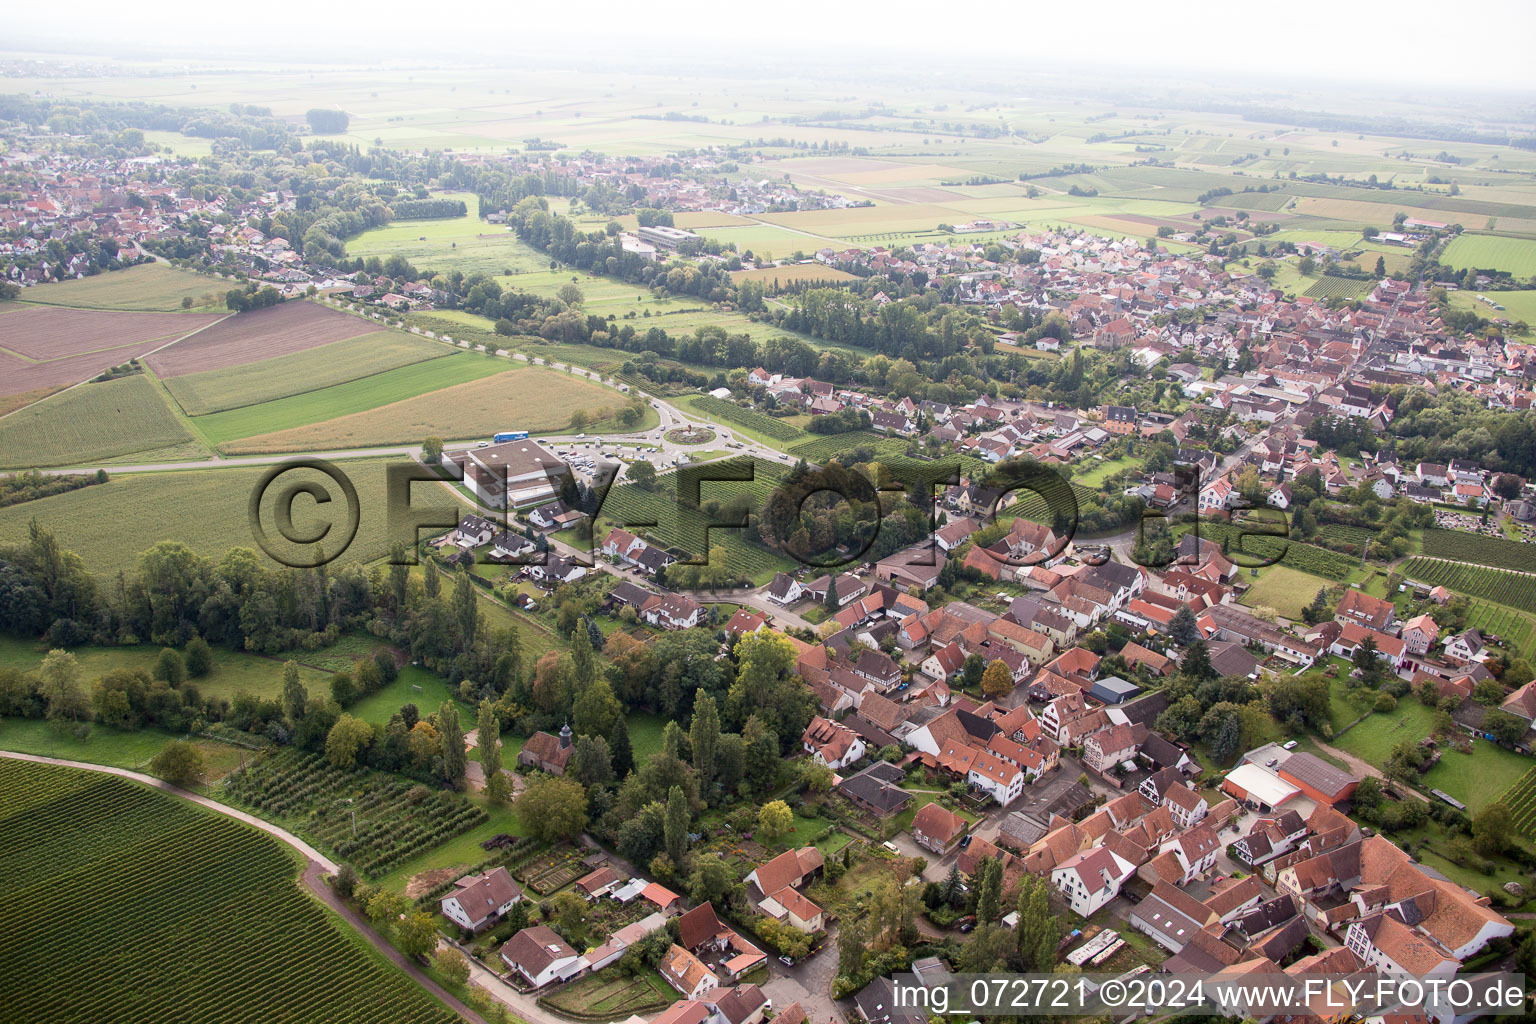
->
[1330,697,1436,766]
[16,263,227,312]
[0,716,256,786]
[1238,565,1332,620]
[541,968,679,1019]
[349,665,473,729]
[1073,454,1144,489]
[0,635,329,705]
[192,351,510,446]
[626,712,670,762]
[350,193,556,278]
[1447,289,1536,325]
[1421,739,1533,814]
[0,457,441,575]
[0,374,198,468]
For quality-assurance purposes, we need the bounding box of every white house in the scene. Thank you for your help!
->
[440,867,523,933]
[501,926,583,988]
[1051,847,1136,917]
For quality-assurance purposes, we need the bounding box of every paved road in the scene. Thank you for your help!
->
[0,750,492,1024]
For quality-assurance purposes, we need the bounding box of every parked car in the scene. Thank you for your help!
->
[956,916,977,934]
[958,834,973,849]
[778,956,795,967]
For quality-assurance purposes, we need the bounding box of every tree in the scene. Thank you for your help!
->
[515,775,588,842]
[1169,606,1200,646]
[422,436,444,464]
[981,660,1014,699]
[38,649,90,726]
[150,739,205,787]
[452,570,478,655]
[397,910,437,960]
[961,653,986,690]
[628,460,657,490]
[609,715,635,779]
[557,283,585,306]
[433,948,471,986]
[1302,588,1330,625]
[572,678,622,740]
[664,784,691,863]
[478,700,507,803]
[1182,638,1216,681]
[976,857,1003,923]
[799,759,834,794]
[1484,709,1528,747]
[690,690,721,793]
[571,735,616,790]
[688,857,733,906]
[1015,875,1058,971]
[1353,634,1383,686]
[836,913,866,979]
[184,636,213,677]
[366,889,409,931]
[757,799,793,844]
[823,575,839,612]
[305,108,350,134]
[1471,803,1514,856]
[333,863,358,900]
[281,660,307,724]
[150,647,186,686]
[325,714,374,768]
[437,700,467,785]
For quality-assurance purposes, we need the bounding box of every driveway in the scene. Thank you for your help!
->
[761,930,843,1024]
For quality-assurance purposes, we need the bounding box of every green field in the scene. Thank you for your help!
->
[17,263,226,312]
[0,374,197,468]
[1302,276,1374,300]
[0,458,445,575]
[164,331,455,415]
[1237,564,1331,619]
[350,192,555,277]
[0,758,459,1024]
[1447,289,1536,324]
[1503,767,1536,840]
[1441,234,1536,278]
[0,635,329,705]
[686,395,805,442]
[192,350,509,445]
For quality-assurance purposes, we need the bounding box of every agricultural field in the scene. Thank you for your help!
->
[15,263,226,311]
[1502,767,1536,840]
[1461,599,1536,659]
[0,458,439,575]
[1400,558,1536,615]
[0,374,198,468]
[1447,289,1536,325]
[0,758,459,1024]
[1420,529,1536,573]
[146,300,380,378]
[1302,276,1374,300]
[0,304,222,414]
[163,331,454,415]
[222,749,489,878]
[541,970,679,1020]
[687,395,805,442]
[191,351,508,446]
[1441,234,1536,278]
[1197,522,1360,580]
[222,366,619,453]
[1237,565,1331,620]
[729,263,860,286]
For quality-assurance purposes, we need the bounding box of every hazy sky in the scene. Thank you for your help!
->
[7,0,1535,92]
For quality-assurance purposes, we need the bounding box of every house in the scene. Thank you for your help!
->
[1444,629,1488,664]
[760,886,824,933]
[854,977,926,1024]
[837,762,914,818]
[528,555,588,585]
[766,573,804,605]
[723,609,769,638]
[518,724,575,775]
[1129,882,1216,952]
[575,866,622,900]
[744,847,824,902]
[802,716,866,770]
[911,802,969,855]
[1501,679,1536,724]
[1082,722,1144,774]
[660,944,720,1001]
[641,592,705,630]
[707,985,771,1024]
[450,514,496,548]
[1051,846,1137,917]
[501,926,583,988]
[1336,590,1397,633]
[1400,614,1439,656]
[1344,911,1457,978]
[440,867,523,933]
[1163,823,1221,883]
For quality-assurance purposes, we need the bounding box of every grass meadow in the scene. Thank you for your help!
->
[17,263,227,312]
[1441,234,1536,278]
